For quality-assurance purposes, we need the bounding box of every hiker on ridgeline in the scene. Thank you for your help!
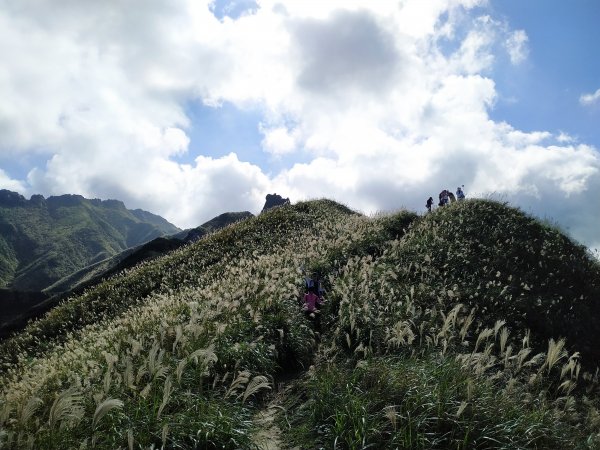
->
[448,191,456,203]
[438,190,449,207]
[426,196,434,212]
[457,186,465,201]
[303,284,324,334]
[304,276,315,291]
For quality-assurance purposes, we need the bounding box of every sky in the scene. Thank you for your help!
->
[0,0,599,253]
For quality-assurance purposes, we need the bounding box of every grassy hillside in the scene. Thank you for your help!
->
[0,199,599,449]
[0,190,180,291]
[44,211,253,296]
[0,211,255,339]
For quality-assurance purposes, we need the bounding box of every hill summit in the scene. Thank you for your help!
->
[0,189,180,291]
[0,198,599,449]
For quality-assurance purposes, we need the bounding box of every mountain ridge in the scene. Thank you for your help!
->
[0,189,181,291]
[0,210,254,338]
[1,198,599,449]
[45,210,254,295]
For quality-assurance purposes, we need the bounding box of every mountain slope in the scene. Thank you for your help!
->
[44,211,253,295]
[0,190,180,291]
[0,199,599,449]
[0,211,252,339]
[0,201,250,336]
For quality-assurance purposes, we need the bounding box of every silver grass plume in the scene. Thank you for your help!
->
[473,328,494,354]
[92,398,124,429]
[242,375,271,403]
[499,328,510,355]
[157,376,173,420]
[189,345,218,367]
[127,429,134,450]
[0,402,12,426]
[493,320,506,338]
[459,308,475,341]
[48,387,84,430]
[545,338,567,374]
[225,371,251,398]
[162,424,169,448]
[18,396,43,427]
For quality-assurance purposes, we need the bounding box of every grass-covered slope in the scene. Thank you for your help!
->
[392,199,600,364]
[44,211,254,296]
[0,199,599,449]
[0,211,255,340]
[0,190,180,291]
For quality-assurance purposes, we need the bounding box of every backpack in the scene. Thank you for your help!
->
[305,277,315,290]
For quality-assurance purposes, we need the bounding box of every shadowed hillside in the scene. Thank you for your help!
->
[0,199,599,449]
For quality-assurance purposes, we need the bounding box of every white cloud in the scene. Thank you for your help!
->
[557,131,576,143]
[290,10,402,96]
[502,128,551,146]
[505,29,528,64]
[0,0,598,249]
[451,18,497,74]
[580,88,600,106]
[0,169,26,193]
[260,126,298,155]
[26,150,269,228]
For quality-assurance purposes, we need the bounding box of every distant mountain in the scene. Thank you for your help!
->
[177,211,254,242]
[0,210,253,337]
[46,211,253,295]
[0,189,181,291]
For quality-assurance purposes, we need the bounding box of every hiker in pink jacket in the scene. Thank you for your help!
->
[303,287,323,314]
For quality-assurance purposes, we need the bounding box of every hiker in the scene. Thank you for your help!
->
[457,186,465,201]
[302,285,324,333]
[305,272,326,299]
[448,191,456,203]
[316,279,326,302]
[426,196,434,212]
[306,286,322,310]
[438,190,449,207]
[304,276,315,291]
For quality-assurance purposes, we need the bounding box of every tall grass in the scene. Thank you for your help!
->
[1,199,599,448]
[0,200,387,448]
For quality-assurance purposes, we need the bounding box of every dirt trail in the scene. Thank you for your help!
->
[252,331,321,449]
[251,373,304,450]
[252,403,285,450]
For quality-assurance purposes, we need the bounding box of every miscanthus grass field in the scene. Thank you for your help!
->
[1,199,600,449]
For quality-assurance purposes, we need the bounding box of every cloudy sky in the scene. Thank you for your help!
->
[0,0,599,251]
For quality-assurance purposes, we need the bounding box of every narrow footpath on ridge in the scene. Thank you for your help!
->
[251,370,305,450]
[251,331,323,450]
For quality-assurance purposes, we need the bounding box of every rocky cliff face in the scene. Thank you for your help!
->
[261,193,290,213]
[0,190,28,207]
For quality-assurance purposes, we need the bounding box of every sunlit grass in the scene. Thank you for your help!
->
[1,198,599,448]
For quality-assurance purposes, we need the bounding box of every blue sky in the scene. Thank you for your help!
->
[180,101,313,175]
[180,0,600,171]
[0,0,598,252]
[489,0,600,147]
[182,101,265,166]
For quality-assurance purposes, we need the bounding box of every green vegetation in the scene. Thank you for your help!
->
[0,198,599,449]
[0,190,180,291]
[45,211,253,296]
